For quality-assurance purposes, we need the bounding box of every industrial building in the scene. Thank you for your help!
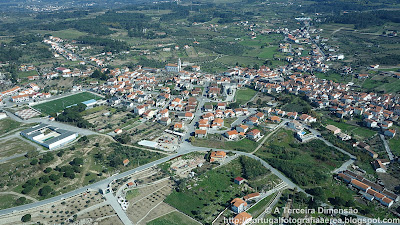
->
[21,123,78,150]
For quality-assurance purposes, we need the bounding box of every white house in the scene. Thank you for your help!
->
[231,198,247,214]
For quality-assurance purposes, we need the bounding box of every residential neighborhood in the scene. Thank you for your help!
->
[1,0,400,224]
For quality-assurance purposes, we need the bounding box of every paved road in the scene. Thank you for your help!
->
[105,193,133,225]
[306,126,356,159]
[0,153,27,164]
[251,120,286,154]
[3,109,97,136]
[0,91,379,224]
[380,134,394,160]
[306,125,356,173]
[0,151,187,216]
[0,132,45,164]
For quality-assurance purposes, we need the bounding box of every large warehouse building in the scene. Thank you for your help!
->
[21,123,78,150]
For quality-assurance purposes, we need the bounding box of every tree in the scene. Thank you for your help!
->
[21,214,31,222]
[49,173,60,181]
[38,185,53,197]
[22,186,33,194]
[40,152,54,164]
[44,167,52,173]
[39,175,50,183]
[25,150,39,159]
[30,158,38,165]
[16,197,26,205]
[189,136,195,143]
[70,158,84,166]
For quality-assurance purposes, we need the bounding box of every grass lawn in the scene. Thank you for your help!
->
[224,118,237,128]
[257,46,277,59]
[0,194,33,210]
[389,135,400,156]
[17,70,38,79]
[126,189,140,201]
[362,75,400,93]
[235,88,257,105]
[33,92,102,115]
[0,138,36,158]
[50,29,88,40]
[324,119,376,140]
[314,72,352,83]
[0,119,22,136]
[216,55,264,68]
[147,211,197,225]
[192,135,258,152]
[247,193,276,217]
[80,105,107,116]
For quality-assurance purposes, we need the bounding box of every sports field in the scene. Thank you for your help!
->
[32,92,102,115]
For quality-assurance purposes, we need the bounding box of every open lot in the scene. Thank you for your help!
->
[324,118,376,141]
[0,118,31,136]
[0,193,33,210]
[49,29,88,40]
[0,138,36,159]
[256,129,349,187]
[164,156,272,224]
[235,88,257,105]
[32,92,102,115]
[147,211,198,225]
[192,134,259,152]
[389,134,400,156]
[126,179,174,224]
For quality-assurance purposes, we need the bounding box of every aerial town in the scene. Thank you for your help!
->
[0,0,400,224]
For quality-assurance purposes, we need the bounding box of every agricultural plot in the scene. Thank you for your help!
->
[32,92,102,114]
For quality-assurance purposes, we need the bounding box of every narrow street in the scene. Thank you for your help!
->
[380,134,394,161]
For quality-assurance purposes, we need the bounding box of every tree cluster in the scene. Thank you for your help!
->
[56,103,93,128]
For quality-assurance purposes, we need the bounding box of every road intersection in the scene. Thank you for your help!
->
[0,89,365,225]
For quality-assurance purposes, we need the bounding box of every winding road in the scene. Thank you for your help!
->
[0,91,368,225]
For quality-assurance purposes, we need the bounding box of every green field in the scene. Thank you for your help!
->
[0,138,36,158]
[224,117,237,128]
[257,46,277,59]
[235,88,257,105]
[164,158,254,224]
[256,129,349,187]
[32,92,102,115]
[389,135,400,156]
[0,194,33,210]
[18,70,38,79]
[0,119,22,136]
[362,75,400,93]
[247,193,276,217]
[314,72,352,83]
[324,119,376,140]
[192,135,258,152]
[147,211,197,225]
[125,189,140,201]
[31,29,88,40]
